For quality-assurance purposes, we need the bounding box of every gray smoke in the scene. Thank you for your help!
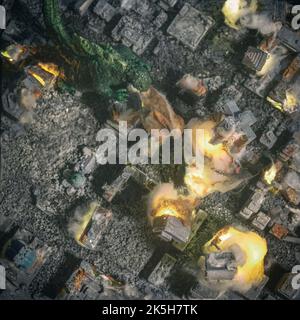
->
[240,13,282,36]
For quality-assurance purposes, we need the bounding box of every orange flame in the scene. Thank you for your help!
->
[74,268,86,291]
[184,120,234,198]
[38,62,63,78]
[152,198,194,226]
[28,69,46,87]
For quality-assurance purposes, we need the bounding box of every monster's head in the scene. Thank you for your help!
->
[128,64,152,92]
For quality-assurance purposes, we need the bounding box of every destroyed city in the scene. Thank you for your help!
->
[1,0,300,306]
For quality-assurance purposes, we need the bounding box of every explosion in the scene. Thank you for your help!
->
[264,163,278,185]
[284,90,299,114]
[203,226,267,292]
[152,199,193,226]
[148,183,195,227]
[184,163,233,198]
[187,119,225,159]
[184,119,240,198]
[222,0,257,30]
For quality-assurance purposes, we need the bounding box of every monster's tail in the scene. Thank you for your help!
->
[43,0,77,52]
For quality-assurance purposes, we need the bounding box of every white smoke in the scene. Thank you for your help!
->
[256,45,289,86]
[67,202,93,240]
[240,13,282,36]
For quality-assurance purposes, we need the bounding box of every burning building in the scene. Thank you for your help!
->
[55,261,123,300]
[205,251,238,281]
[1,43,64,114]
[1,44,31,65]
[260,135,300,205]
[267,54,300,113]
[150,198,194,244]
[148,184,196,244]
[242,17,300,111]
[203,226,268,292]
[243,42,290,98]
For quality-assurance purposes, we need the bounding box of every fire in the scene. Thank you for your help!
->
[264,163,277,185]
[189,120,225,158]
[184,119,237,198]
[184,165,213,198]
[204,226,267,290]
[222,0,257,30]
[184,157,237,198]
[152,198,193,226]
[27,63,62,88]
[1,44,27,64]
[267,96,284,112]
[74,268,86,290]
[284,90,298,113]
[28,69,46,87]
[38,62,63,78]
[73,203,97,246]
[202,126,225,158]
[1,50,14,62]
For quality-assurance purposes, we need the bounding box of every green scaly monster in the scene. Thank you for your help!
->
[43,0,152,101]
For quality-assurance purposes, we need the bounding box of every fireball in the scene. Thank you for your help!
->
[188,119,225,158]
[264,163,277,185]
[284,90,299,113]
[152,198,194,227]
[222,0,257,29]
[184,119,237,198]
[203,226,267,291]
[184,163,229,198]
[148,183,196,226]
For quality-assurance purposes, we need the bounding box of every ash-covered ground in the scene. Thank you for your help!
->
[1,0,300,300]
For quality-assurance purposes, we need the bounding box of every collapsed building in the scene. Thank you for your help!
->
[242,19,300,114]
